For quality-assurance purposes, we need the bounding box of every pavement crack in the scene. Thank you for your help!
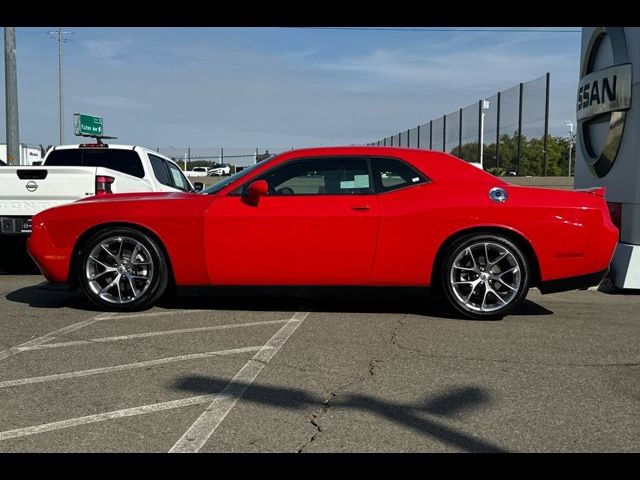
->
[368,359,381,377]
[297,392,336,453]
[390,315,407,349]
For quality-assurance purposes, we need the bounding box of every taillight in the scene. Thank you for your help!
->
[607,202,622,230]
[96,175,114,195]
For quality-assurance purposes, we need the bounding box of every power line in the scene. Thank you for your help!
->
[287,27,581,33]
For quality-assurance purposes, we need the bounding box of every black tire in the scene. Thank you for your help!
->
[441,233,530,320]
[76,227,169,311]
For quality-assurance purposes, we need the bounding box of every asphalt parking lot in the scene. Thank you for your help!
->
[0,273,638,452]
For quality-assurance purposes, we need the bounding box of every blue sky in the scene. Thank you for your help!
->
[1,27,581,160]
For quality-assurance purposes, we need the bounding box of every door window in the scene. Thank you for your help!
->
[253,157,372,195]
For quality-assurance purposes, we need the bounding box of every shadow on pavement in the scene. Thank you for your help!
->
[6,284,98,311]
[173,375,507,453]
[5,284,554,320]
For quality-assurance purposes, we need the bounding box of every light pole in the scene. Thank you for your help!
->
[565,121,574,177]
[48,29,73,145]
[479,100,490,169]
[4,27,19,165]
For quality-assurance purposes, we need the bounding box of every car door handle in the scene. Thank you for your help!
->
[351,205,370,211]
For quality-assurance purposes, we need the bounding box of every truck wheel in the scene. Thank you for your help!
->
[76,228,168,311]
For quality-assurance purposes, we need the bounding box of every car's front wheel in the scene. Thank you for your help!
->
[77,228,169,311]
[441,234,530,320]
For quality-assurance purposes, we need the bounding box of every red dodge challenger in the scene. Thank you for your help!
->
[28,147,618,320]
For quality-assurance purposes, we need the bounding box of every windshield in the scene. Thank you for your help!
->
[204,155,279,194]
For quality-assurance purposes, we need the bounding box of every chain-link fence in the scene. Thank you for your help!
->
[369,73,573,176]
[153,147,290,171]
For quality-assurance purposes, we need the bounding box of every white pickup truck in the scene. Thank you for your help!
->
[0,143,203,272]
[0,143,202,235]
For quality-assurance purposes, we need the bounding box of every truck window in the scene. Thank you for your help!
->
[45,149,145,179]
[44,149,83,166]
[165,161,190,192]
[148,154,172,187]
[81,150,145,178]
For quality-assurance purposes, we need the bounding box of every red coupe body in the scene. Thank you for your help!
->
[28,147,618,297]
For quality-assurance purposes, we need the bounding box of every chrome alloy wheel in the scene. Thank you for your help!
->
[85,236,155,305]
[449,242,522,313]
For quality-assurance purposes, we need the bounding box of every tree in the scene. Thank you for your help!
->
[450,133,573,176]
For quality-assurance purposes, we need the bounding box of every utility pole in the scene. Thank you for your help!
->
[4,27,19,165]
[48,29,72,145]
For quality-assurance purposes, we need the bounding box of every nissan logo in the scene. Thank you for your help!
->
[578,27,632,178]
[25,181,38,192]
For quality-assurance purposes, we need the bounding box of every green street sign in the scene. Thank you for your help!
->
[74,113,103,136]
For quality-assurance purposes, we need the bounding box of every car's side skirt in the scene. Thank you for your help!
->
[176,285,430,299]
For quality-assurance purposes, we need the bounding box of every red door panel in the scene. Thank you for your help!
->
[204,194,379,285]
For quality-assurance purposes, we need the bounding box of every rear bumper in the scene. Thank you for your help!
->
[538,268,608,294]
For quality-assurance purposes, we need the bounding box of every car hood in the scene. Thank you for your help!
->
[74,191,199,204]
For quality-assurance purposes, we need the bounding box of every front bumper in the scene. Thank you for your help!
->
[27,221,72,283]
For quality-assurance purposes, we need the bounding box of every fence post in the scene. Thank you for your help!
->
[496,91,501,168]
[442,116,446,151]
[417,125,421,149]
[543,72,550,176]
[429,121,433,150]
[407,128,410,147]
[516,82,523,175]
[477,100,482,163]
[459,108,463,158]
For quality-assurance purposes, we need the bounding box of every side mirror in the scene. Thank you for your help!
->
[244,179,268,206]
[193,182,204,192]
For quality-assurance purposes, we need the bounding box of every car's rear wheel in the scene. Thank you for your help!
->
[441,234,530,320]
[77,228,168,311]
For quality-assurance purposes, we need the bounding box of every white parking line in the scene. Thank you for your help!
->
[17,319,290,352]
[0,394,220,442]
[0,345,270,389]
[0,312,115,362]
[169,311,310,453]
[110,309,208,320]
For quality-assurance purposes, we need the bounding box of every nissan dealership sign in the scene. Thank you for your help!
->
[575,27,640,290]
[577,27,632,178]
